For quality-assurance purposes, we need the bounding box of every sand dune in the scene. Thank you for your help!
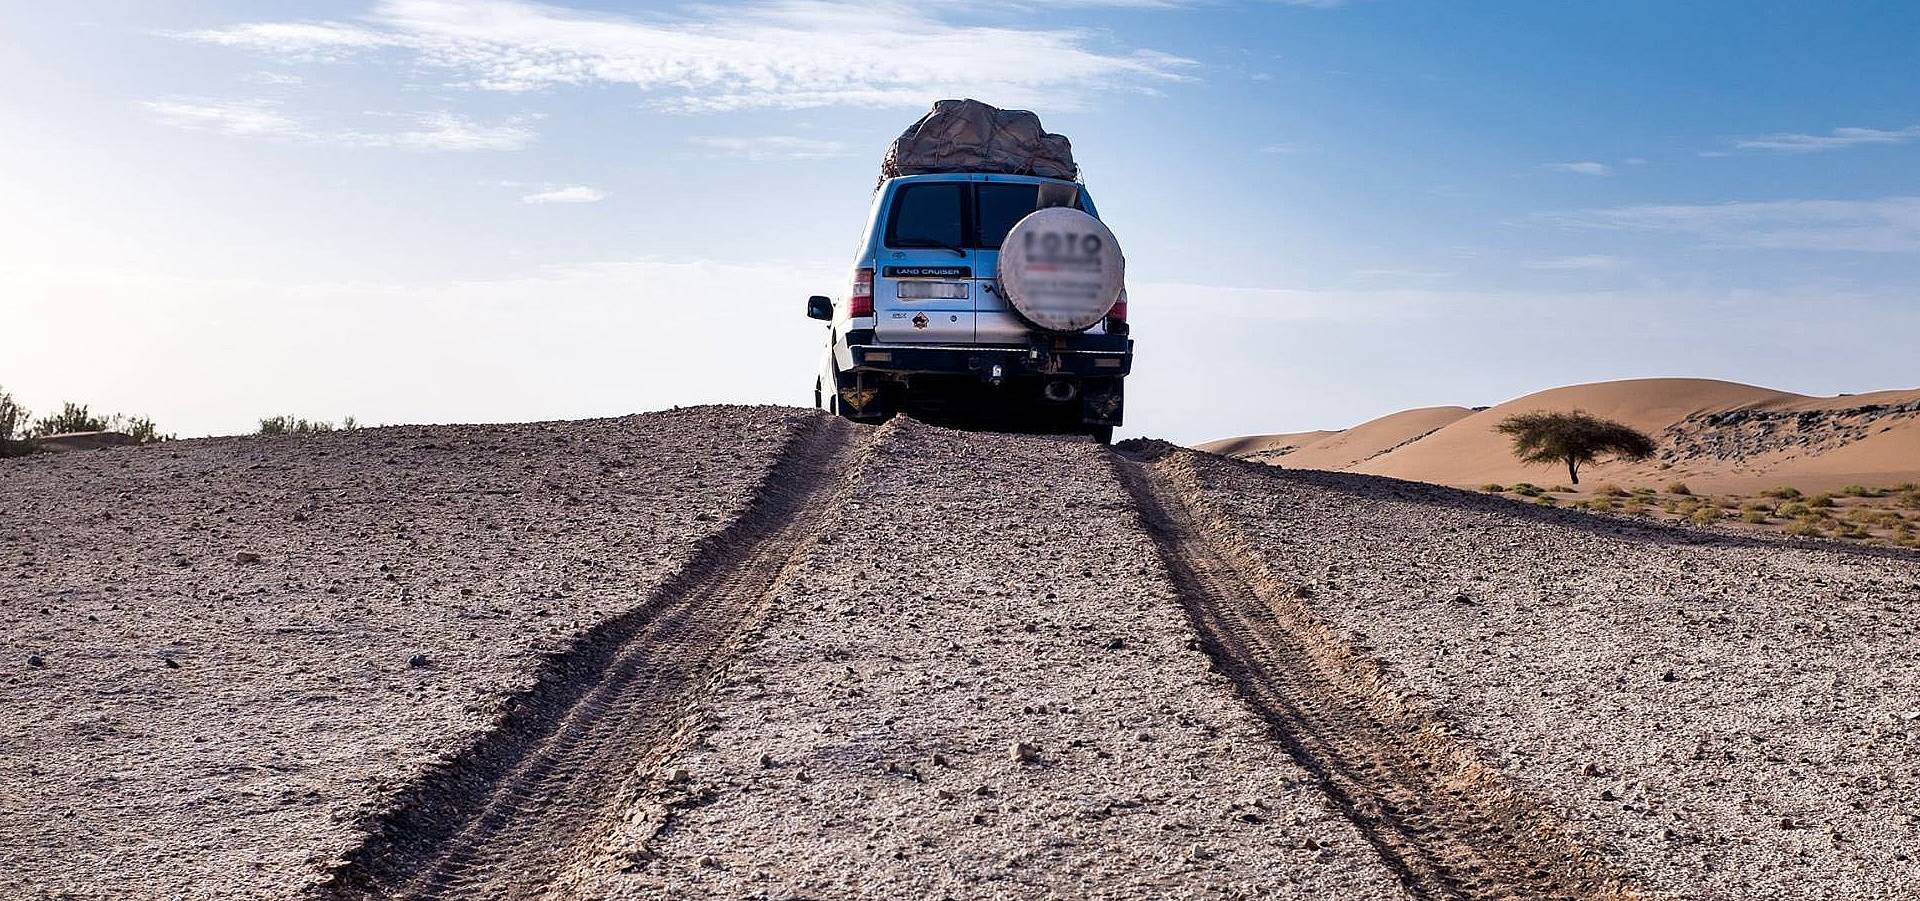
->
[1208,378,1920,494]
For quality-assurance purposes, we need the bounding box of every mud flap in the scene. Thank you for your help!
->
[1081,381,1124,427]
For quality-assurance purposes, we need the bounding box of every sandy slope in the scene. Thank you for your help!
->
[1193,430,1340,458]
[1252,406,1474,471]
[1208,378,1920,494]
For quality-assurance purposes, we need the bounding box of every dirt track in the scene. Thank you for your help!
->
[5,407,1919,899]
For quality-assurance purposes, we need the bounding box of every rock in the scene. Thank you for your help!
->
[1582,761,1609,778]
[936,788,958,801]
[759,752,775,769]
[27,654,44,668]
[663,767,690,785]
[931,752,949,767]
[407,653,430,668]
[696,854,721,869]
[231,551,263,565]
[1104,637,1126,650]
[1188,843,1210,860]
[1011,741,1040,764]
[1660,669,1680,683]
[163,657,181,669]
[1136,730,1153,742]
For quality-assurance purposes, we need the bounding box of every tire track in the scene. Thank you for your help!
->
[314,414,871,900]
[1112,446,1638,901]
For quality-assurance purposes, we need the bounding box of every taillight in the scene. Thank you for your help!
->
[1105,288,1128,333]
[849,267,874,318]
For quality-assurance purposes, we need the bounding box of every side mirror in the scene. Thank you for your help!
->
[806,295,833,321]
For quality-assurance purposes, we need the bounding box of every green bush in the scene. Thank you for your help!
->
[1690,506,1722,525]
[1763,486,1803,500]
[1776,501,1811,518]
[257,416,351,437]
[1741,510,1769,524]
[1593,483,1630,497]
[30,402,108,436]
[1666,481,1692,496]
[1841,484,1877,497]
[1550,484,1575,493]
[1513,483,1544,498]
[1806,493,1836,509]
[1481,483,1506,493]
[1784,519,1824,538]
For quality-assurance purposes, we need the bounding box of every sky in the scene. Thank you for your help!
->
[2,0,1917,444]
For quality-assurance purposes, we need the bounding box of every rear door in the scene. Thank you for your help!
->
[873,180,976,344]
[972,177,1102,344]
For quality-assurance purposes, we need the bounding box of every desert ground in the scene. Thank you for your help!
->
[6,406,1920,899]
[1203,378,1920,548]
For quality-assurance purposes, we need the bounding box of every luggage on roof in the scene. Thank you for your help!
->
[880,99,1077,182]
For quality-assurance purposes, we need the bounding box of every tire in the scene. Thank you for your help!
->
[1089,425,1114,446]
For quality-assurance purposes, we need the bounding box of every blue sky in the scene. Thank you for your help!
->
[3,1,1916,443]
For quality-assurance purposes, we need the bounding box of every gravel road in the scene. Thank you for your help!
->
[5,407,1918,900]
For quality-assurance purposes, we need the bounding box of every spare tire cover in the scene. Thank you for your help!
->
[997,207,1125,332]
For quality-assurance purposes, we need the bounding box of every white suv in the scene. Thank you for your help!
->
[805,173,1132,443]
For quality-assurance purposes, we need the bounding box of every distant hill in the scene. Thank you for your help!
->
[1203,378,1920,494]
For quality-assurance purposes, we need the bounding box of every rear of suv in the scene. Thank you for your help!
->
[806,173,1132,443]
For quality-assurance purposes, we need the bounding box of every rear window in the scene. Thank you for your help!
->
[973,184,1042,251]
[885,183,965,249]
[886,181,1092,251]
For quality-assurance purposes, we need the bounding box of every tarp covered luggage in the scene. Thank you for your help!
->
[880,99,1077,182]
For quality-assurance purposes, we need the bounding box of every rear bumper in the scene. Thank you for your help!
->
[847,335,1133,379]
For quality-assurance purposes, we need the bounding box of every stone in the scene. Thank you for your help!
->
[231,551,263,565]
[1011,741,1040,764]
[408,653,430,668]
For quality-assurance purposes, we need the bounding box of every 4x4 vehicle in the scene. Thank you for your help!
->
[806,173,1133,443]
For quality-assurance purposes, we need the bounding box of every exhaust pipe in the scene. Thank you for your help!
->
[1043,379,1079,403]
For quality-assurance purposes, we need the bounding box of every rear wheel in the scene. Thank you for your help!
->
[1089,424,1114,446]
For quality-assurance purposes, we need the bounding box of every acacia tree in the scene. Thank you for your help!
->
[1495,410,1656,486]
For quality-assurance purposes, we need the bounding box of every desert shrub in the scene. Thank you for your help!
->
[1512,483,1544,497]
[1690,506,1722,525]
[1898,490,1920,510]
[1481,483,1506,493]
[1550,485,1574,493]
[1806,493,1836,509]
[1587,496,1616,512]
[1495,410,1656,486]
[1840,484,1877,497]
[1740,501,1773,514]
[1763,486,1802,500]
[1742,510,1769,524]
[0,386,27,442]
[1784,519,1824,538]
[1621,499,1648,515]
[258,416,341,437]
[1534,495,1558,506]
[1594,483,1629,497]
[30,402,108,436]
[1666,482,1692,496]
[1776,501,1811,518]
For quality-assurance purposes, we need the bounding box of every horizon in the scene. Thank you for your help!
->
[5,1,1918,444]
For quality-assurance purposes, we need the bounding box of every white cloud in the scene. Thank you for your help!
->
[1524,254,1623,271]
[1543,161,1612,177]
[178,0,1197,111]
[142,97,533,151]
[521,184,606,204]
[689,135,850,161]
[1552,197,1920,253]
[242,71,307,86]
[143,99,304,138]
[1734,125,1920,153]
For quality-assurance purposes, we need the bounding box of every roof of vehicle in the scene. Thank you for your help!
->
[879,173,1084,188]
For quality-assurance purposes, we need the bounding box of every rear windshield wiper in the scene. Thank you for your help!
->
[891,239,968,257]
